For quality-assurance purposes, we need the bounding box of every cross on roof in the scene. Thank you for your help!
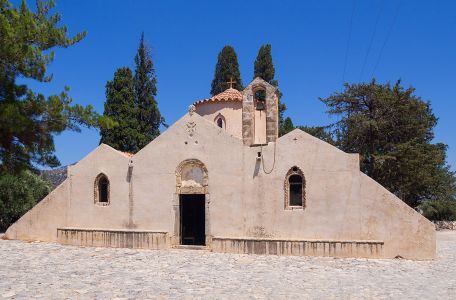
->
[226,78,236,89]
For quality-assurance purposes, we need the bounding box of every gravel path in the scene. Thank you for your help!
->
[1,232,455,299]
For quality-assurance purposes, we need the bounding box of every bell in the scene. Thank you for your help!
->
[256,100,265,111]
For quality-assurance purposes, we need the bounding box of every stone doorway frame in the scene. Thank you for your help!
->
[172,159,211,247]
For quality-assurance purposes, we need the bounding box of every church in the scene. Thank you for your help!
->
[5,78,435,259]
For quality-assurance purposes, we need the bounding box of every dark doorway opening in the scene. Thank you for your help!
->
[180,194,205,246]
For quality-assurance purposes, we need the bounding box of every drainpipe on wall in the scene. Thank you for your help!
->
[128,159,134,228]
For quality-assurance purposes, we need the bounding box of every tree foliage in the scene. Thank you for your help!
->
[254,44,275,83]
[211,45,243,95]
[297,125,335,145]
[280,117,295,136]
[0,170,51,231]
[134,33,164,149]
[280,116,335,144]
[320,80,456,207]
[100,68,140,152]
[100,34,164,152]
[418,200,456,221]
[0,0,114,174]
[253,44,287,136]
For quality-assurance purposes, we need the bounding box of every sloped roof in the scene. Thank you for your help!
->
[194,88,243,105]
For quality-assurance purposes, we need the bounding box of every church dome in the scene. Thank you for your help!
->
[192,87,244,139]
[194,88,243,106]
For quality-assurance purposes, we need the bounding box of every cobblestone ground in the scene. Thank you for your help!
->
[1,232,455,299]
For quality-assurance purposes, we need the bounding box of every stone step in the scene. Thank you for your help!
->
[172,245,210,251]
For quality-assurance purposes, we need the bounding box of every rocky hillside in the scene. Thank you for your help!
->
[41,166,68,189]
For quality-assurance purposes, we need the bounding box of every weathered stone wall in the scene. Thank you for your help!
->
[242,77,278,145]
[212,237,383,258]
[265,84,278,143]
[242,88,254,145]
[57,228,168,249]
[434,221,456,230]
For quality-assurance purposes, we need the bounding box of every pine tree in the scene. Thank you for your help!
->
[134,33,163,149]
[211,46,243,95]
[253,44,287,136]
[0,0,114,174]
[320,80,456,208]
[100,67,139,152]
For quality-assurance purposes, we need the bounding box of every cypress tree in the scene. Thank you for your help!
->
[134,33,164,149]
[253,44,287,136]
[254,44,275,83]
[100,67,139,152]
[211,46,243,95]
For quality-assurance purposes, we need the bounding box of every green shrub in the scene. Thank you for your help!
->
[0,171,51,232]
[418,200,456,221]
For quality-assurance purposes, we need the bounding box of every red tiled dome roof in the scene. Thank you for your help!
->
[194,88,242,105]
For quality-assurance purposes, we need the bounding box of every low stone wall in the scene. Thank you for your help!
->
[433,221,456,231]
[211,237,384,258]
[57,228,168,249]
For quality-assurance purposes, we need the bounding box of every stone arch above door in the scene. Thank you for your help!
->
[176,159,208,194]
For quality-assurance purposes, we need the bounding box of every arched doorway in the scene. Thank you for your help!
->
[175,159,209,246]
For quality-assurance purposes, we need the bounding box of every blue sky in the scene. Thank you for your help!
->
[19,0,456,170]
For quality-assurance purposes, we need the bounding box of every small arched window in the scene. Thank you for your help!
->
[284,166,305,209]
[94,173,110,205]
[214,114,226,129]
[217,117,223,128]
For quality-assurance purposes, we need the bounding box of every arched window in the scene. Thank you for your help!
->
[217,117,223,128]
[214,114,226,129]
[94,173,110,205]
[284,166,305,209]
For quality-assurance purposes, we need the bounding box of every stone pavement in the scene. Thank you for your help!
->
[0,232,455,299]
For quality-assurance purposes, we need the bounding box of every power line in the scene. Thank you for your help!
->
[359,0,384,82]
[342,0,357,83]
[370,0,401,79]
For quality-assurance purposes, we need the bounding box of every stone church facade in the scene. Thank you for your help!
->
[5,78,435,259]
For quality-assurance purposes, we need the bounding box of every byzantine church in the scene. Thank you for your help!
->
[5,78,435,259]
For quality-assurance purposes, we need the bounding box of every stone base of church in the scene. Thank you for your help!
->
[57,228,169,249]
[55,229,384,258]
[211,237,384,258]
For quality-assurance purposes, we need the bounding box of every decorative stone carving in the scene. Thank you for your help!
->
[188,104,196,116]
[176,159,208,194]
[186,121,196,137]
[284,166,305,210]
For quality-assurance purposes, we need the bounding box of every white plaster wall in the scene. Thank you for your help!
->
[65,144,131,230]
[4,181,69,241]
[131,114,434,259]
[195,101,242,139]
[5,113,435,259]
[5,144,130,241]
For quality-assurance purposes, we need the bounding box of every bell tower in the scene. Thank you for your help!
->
[241,77,279,146]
